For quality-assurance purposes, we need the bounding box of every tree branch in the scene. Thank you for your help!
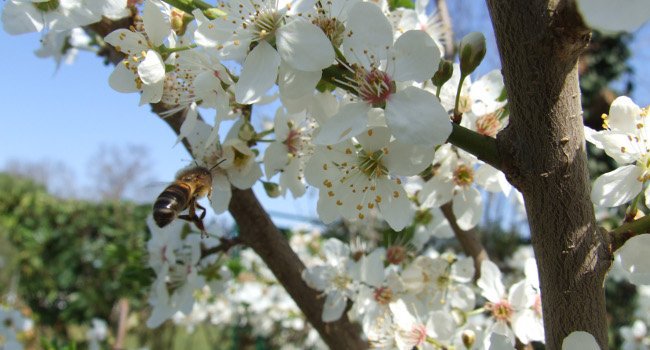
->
[485,0,609,348]
[448,123,501,170]
[440,202,489,279]
[609,215,650,252]
[89,20,367,349]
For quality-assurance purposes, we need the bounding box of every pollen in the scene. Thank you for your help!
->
[336,200,343,206]
[375,195,382,203]
[356,204,363,210]
[358,213,365,219]
[328,191,335,197]
[393,191,399,198]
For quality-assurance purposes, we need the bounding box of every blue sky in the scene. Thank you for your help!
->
[1,3,649,229]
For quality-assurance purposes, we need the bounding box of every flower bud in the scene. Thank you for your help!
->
[432,59,454,88]
[238,122,255,141]
[461,330,476,349]
[459,32,486,76]
[262,181,281,198]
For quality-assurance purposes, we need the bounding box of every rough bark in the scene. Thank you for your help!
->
[486,1,612,348]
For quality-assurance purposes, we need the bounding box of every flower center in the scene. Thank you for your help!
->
[313,17,345,47]
[283,128,301,156]
[403,323,427,346]
[332,274,351,289]
[475,113,501,137]
[356,68,395,108]
[453,164,474,187]
[358,149,388,178]
[386,245,407,265]
[233,148,251,168]
[373,287,394,305]
[252,11,282,43]
[489,300,513,322]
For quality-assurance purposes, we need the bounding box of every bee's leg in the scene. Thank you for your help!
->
[188,200,208,238]
[196,202,207,220]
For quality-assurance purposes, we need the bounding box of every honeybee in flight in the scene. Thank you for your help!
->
[153,161,224,237]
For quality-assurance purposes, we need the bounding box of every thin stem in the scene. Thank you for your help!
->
[453,74,467,123]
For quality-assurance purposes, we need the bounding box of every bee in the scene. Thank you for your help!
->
[153,161,223,236]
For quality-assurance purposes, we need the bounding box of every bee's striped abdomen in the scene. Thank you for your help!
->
[153,183,191,228]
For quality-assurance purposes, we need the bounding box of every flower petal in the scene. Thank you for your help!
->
[377,178,413,231]
[138,50,165,84]
[390,30,440,82]
[591,165,643,207]
[452,187,482,230]
[143,0,171,46]
[313,102,370,145]
[385,86,451,146]
[276,19,335,72]
[234,41,280,104]
[109,62,138,92]
[576,0,650,33]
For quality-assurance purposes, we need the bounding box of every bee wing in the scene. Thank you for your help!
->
[140,181,173,203]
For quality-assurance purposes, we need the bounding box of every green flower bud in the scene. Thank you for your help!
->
[238,122,255,141]
[262,181,281,198]
[459,32,486,76]
[432,59,454,88]
[203,8,227,20]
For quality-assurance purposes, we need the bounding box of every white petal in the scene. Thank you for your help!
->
[617,234,650,286]
[488,333,516,350]
[389,299,416,330]
[109,63,138,93]
[263,142,290,179]
[1,1,43,34]
[210,174,232,214]
[584,126,603,149]
[322,291,347,322]
[356,127,391,152]
[384,141,435,176]
[418,176,454,208]
[176,104,199,144]
[591,165,643,207]
[475,163,510,194]
[234,42,280,104]
[105,29,149,53]
[316,193,341,224]
[469,69,505,116]
[279,158,306,198]
[591,131,641,164]
[385,86,451,146]
[302,266,333,291]
[562,331,600,350]
[452,187,483,230]
[342,2,393,63]
[608,96,642,133]
[390,30,440,82]
[138,50,165,84]
[377,178,413,231]
[358,248,385,287]
[477,260,505,303]
[313,102,370,145]
[576,0,650,33]
[323,238,350,262]
[143,0,171,46]
[276,19,335,71]
[278,64,321,99]
[139,80,164,105]
[228,163,262,189]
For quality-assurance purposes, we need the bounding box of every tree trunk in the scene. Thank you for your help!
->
[486,1,612,348]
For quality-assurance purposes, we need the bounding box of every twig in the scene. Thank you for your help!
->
[440,202,489,279]
[200,237,241,259]
[609,215,650,252]
[113,298,129,350]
